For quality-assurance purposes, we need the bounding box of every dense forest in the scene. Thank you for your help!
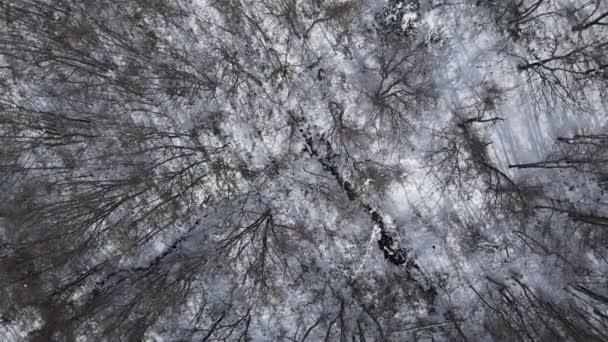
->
[1,0,608,341]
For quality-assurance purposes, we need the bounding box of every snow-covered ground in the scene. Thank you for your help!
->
[2,0,608,341]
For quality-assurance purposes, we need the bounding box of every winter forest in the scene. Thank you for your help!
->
[1,0,608,341]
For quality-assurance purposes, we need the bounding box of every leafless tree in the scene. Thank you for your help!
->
[425,84,524,216]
